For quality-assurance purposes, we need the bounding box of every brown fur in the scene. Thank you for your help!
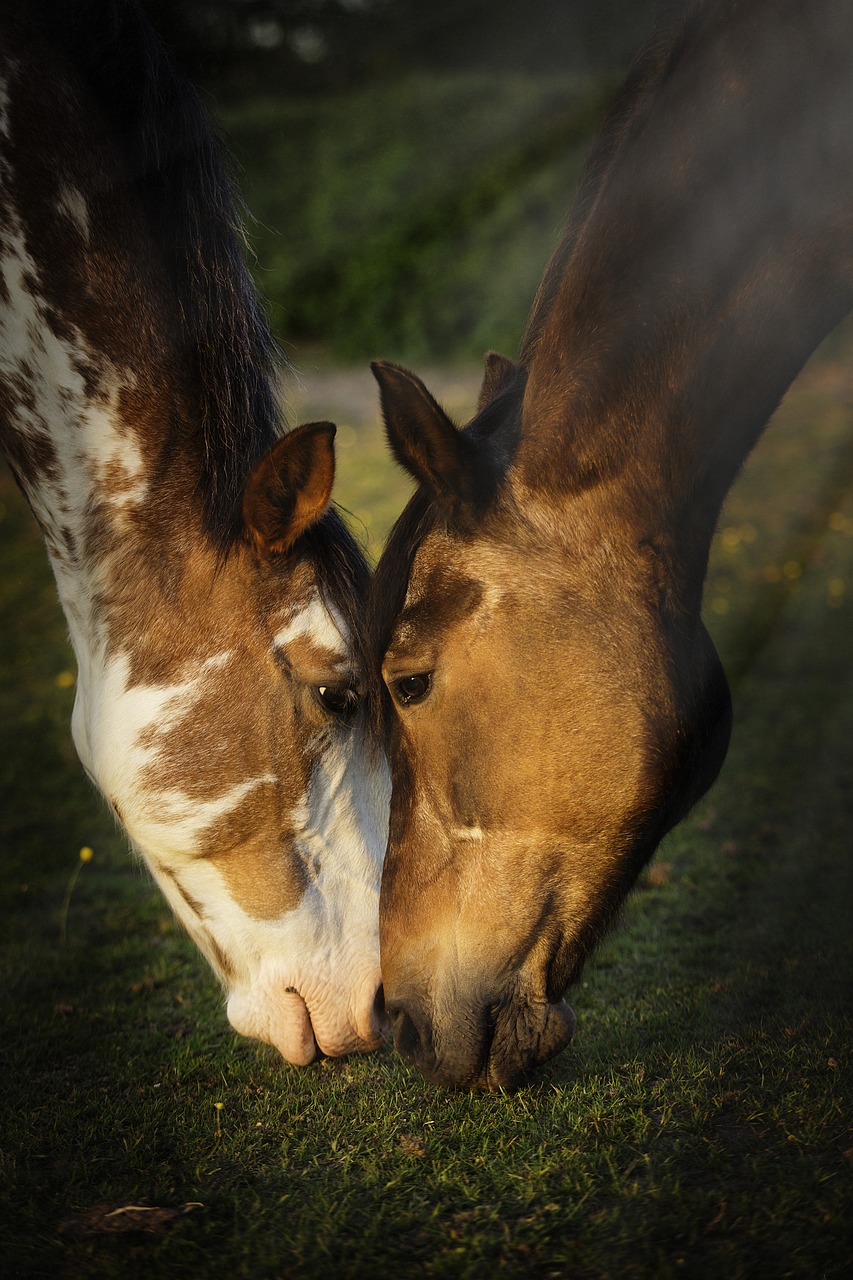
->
[243,422,337,554]
[0,3,385,1062]
[369,0,853,1089]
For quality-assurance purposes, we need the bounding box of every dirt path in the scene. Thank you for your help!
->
[284,360,484,428]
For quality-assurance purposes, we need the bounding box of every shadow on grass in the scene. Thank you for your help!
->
[1,354,852,1278]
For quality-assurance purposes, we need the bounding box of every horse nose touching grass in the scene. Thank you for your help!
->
[227,976,389,1065]
[9,0,853,1090]
[0,0,389,1066]
[368,0,853,1090]
[386,986,576,1092]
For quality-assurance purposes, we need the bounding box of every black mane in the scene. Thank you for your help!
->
[366,489,437,734]
[304,507,374,691]
[31,0,284,554]
[518,1,717,366]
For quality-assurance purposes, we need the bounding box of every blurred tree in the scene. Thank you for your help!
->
[139,0,690,360]
[375,0,667,76]
[145,0,680,94]
[144,0,395,90]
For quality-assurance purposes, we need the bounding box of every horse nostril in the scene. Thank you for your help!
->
[372,983,389,1037]
[386,995,434,1067]
[390,1007,421,1062]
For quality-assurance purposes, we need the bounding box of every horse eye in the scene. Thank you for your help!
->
[393,673,431,706]
[316,684,360,722]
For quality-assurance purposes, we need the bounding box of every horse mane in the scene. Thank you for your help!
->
[302,506,374,688]
[518,0,713,366]
[30,0,284,555]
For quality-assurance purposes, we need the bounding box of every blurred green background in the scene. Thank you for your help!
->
[148,0,672,366]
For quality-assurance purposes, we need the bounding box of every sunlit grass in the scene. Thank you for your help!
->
[1,329,852,1277]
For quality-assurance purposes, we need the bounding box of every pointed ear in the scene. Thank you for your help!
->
[371,360,484,510]
[371,360,465,488]
[242,421,336,555]
[477,351,523,413]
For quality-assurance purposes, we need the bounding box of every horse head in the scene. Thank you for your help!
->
[0,3,390,1066]
[369,356,731,1088]
[369,0,853,1089]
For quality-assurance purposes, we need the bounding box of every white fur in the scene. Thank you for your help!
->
[0,212,146,570]
[0,73,11,139]
[224,728,390,1058]
[127,716,390,1060]
[1,67,390,1066]
[56,185,91,242]
[71,648,279,863]
[274,591,349,661]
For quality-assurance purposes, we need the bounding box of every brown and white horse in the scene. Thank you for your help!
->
[0,1,388,1064]
[369,0,853,1089]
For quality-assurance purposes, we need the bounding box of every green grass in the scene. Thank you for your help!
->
[1,330,852,1278]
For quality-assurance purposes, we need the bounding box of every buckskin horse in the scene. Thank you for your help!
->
[369,0,853,1089]
[0,0,389,1064]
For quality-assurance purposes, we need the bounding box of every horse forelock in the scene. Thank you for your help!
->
[366,490,440,736]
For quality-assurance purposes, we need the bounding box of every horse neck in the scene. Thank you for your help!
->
[1,176,200,601]
[517,0,853,606]
[2,348,208,697]
[0,251,212,720]
[0,190,230,782]
[0,23,228,659]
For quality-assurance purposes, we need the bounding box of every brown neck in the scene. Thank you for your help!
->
[517,0,853,601]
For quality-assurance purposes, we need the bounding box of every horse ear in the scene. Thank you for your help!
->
[477,351,523,413]
[371,360,480,506]
[243,421,336,554]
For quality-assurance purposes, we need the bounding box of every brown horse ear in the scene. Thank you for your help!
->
[477,351,522,412]
[243,421,336,554]
[371,360,480,506]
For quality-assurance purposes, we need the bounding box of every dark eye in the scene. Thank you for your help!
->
[392,673,431,706]
[316,684,360,722]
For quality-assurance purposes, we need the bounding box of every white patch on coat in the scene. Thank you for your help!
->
[222,727,391,1060]
[0,215,146,565]
[138,723,390,1062]
[0,74,10,139]
[86,403,148,516]
[274,592,349,660]
[72,647,249,857]
[56,185,91,242]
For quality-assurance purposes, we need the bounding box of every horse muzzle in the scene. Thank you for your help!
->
[386,983,576,1090]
